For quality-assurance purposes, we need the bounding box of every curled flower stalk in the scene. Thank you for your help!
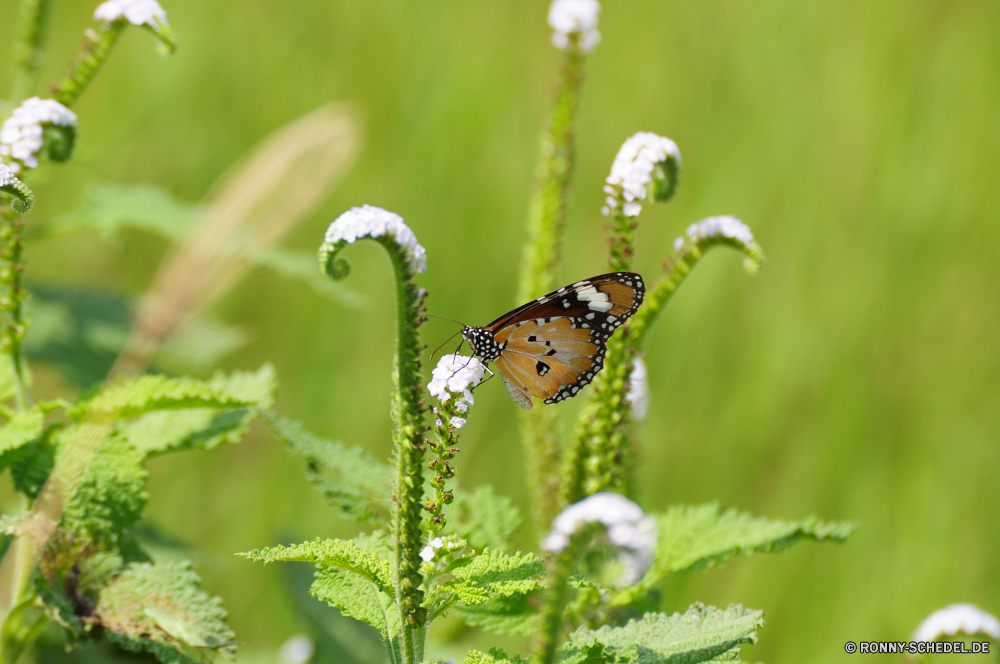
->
[53,0,175,109]
[536,493,656,664]
[320,205,428,662]
[560,133,682,504]
[630,216,765,349]
[518,0,601,534]
[0,98,77,174]
[0,166,35,413]
[424,354,484,536]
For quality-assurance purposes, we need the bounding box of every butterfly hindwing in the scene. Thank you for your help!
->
[480,272,644,409]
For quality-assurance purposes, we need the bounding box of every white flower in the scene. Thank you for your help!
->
[604,132,681,217]
[686,215,754,246]
[449,416,467,429]
[0,98,77,172]
[673,237,685,253]
[913,604,1000,642]
[427,354,486,403]
[0,163,14,186]
[429,537,444,549]
[419,545,435,562]
[94,0,168,27]
[541,492,657,586]
[626,357,649,421]
[279,634,315,664]
[548,0,601,53]
[324,204,427,274]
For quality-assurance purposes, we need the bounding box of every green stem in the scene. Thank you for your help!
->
[424,402,460,537]
[517,42,586,535]
[8,0,52,111]
[52,22,126,108]
[0,181,35,413]
[606,208,636,273]
[320,234,428,664]
[535,547,576,664]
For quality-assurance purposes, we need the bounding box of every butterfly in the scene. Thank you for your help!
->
[461,272,645,409]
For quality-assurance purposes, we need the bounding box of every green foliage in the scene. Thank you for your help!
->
[263,411,391,522]
[311,566,401,648]
[60,431,148,549]
[240,536,393,595]
[119,408,255,458]
[464,647,528,664]
[0,409,44,458]
[74,364,275,420]
[96,561,235,663]
[616,505,856,604]
[452,593,541,636]
[562,604,764,664]
[445,485,521,552]
[430,549,544,610]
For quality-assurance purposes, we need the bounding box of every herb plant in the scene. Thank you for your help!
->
[242,3,856,664]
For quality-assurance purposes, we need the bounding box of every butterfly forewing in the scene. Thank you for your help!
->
[474,272,645,409]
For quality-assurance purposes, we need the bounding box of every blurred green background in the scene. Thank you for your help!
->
[2,0,999,661]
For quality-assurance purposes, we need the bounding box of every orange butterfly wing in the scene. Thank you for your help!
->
[486,273,644,409]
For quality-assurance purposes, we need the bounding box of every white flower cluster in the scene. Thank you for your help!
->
[686,215,754,247]
[419,535,462,563]
[324,204,427,274]
[94,0,168,27]
[626,357,649,421]
[0,163,14,187]
[427,354,485,428]
[548,0,601,53]
[603,132,681,217]
[0,98,77,174]
[913,604,1000,642]
[542,492,657,586]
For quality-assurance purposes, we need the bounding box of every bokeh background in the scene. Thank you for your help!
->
[1,0,999,661]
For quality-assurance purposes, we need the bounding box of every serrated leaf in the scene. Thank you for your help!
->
[446,485,521,552]
[310,565,400,644]
[452,592,541,635]
[464,647,528,664]
[119,408,257,458]
[240,536,392,595]
[428,549,544,620]
[0,409,45,458]
[562,603,764,664]
[616,504,856,604]
[61,431,148,548]
[75,365,275,420]
[263,412,391,522]
[561,642,639,664]
[97,561,235,663]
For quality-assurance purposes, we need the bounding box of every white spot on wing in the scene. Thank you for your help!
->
[588,300,613,312]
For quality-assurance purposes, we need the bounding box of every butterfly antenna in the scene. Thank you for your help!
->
[425,313,467,327]
[430,329,463,361]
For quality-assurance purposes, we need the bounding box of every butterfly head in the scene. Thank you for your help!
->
[462,326,502,363]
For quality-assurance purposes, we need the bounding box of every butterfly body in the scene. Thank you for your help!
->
[461,272,645,409]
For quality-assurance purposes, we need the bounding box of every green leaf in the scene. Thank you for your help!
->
[61,431,148,548]
[561,642,639,664]
[0,409,45,458]
[428,549,544,620]
[7,426,58,499]
[97,561,235,663]
[562,603,764,664]
[464,647,528,664]
[119,408,257,458]
[75,365,275,420]
[446,485,521,552]
[452,593,541,635]
[240,535,393,595]
[310,565,400,643]
[263,412,391,522]
[39,183,198,242]
[617,504,856,604]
